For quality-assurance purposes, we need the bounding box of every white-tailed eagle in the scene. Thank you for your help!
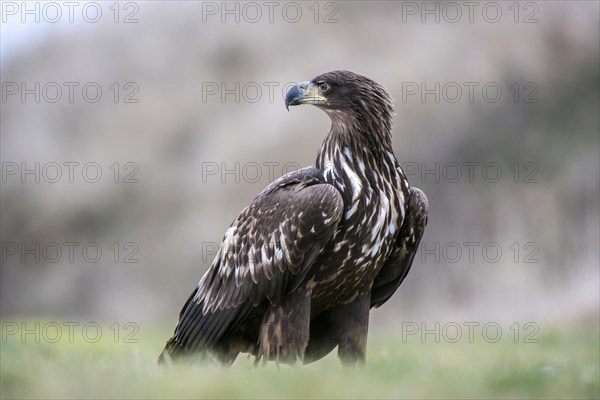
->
[159,70,428,366]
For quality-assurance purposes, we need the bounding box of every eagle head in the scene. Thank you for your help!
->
[284,71,393,127]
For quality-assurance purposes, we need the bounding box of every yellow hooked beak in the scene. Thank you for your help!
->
[284,81,327,110]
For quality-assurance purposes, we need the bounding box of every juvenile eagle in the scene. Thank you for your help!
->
[159,70,428,366]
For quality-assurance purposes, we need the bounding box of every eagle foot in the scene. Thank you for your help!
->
[256,289,311,365]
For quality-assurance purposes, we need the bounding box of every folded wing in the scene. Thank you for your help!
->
[371,187,428,308]
[160,169,344,361]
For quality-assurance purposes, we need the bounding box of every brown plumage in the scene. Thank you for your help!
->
[159,70,428,366]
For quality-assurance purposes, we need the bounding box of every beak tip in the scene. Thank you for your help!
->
[284,83,304,112]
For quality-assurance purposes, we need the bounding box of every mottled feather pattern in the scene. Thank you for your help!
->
[370,187,429,308]
[195,177,343,314]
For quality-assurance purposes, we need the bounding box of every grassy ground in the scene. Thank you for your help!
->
[1,321,598,399]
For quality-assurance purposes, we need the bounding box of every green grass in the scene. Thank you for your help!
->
[1,321,598,399]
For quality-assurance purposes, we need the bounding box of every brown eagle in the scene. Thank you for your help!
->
[159,70,428,366]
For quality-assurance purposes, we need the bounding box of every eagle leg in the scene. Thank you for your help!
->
[332,291,371,366]
[256,287,311,365]
[303,310,338,364]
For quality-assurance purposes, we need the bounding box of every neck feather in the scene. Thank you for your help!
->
[316,108,394,173]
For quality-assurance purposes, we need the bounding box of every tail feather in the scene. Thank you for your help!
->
[157,338,176,365]
[157,299,253,365]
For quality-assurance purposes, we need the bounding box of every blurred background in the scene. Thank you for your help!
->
[1,0,598,343]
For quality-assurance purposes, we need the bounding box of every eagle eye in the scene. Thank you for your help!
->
[319,82,330,93]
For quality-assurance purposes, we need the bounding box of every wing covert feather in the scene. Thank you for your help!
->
[197,180,343,314]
